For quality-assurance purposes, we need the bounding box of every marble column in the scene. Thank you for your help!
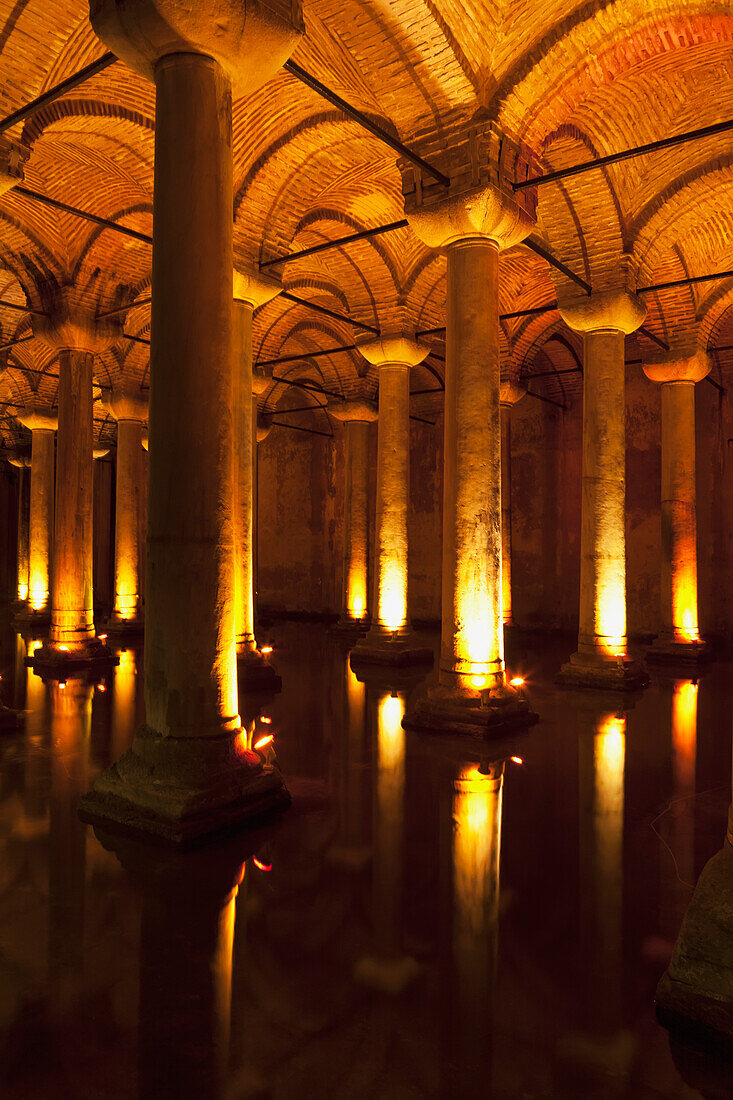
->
[644,352,710,667]
[8,456,30,606]
[351,337,432,666]
[232,268,281,691]
[107,391,147,633]
[558,291,649,691]
[17,410,58,620]
[329,399,377,634]
[402,154,537,733]
[81,0,302,841]
[499,381,524,628]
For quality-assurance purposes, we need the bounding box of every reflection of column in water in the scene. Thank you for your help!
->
[23,653,49,822]
[13,633,27,709]
[592,714,625,1031]
[329,659,370,869]
[445,761,504,1100]
[670,680,697,894]
[354,690,418,993]
[48,678,92,999]
[99,834,248,1100]
[111,648,138,761]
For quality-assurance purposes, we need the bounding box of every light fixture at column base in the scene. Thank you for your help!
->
[646,637,711,672]
[556,652,649,692]
[79,724,290,846]
[350,629,433,668]
[353,954,421,995]
[27,637,117,675]
[656,842,733,1044]
[237,648,282,694]
[104,616,145,640]
[403,684,537,737]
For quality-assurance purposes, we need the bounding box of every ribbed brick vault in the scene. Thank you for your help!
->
[0,0,732,446]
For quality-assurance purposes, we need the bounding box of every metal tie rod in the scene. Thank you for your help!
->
[260,220,409,269]
[283,60,450,188]
[14,185,153,245]
[515,116,733,191]
[0,52,117,134]
[257,343,359,368]
[280,290,379,334]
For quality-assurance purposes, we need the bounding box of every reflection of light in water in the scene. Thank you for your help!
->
[374,692,405,958]
[672,680,697,794]
[378,694,404,771]
[592,713,626,1030]
[112,648,137,758]
[213,884,238,1074]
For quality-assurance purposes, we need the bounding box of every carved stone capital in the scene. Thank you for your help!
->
[90,0,304,96]
[399,118,538,250]
[233,266,281,309]
[0,136,30,196]
[643,350,711,385]
[559,288,646,336]
[328,399,378,424]
[357,334,427,369]
[18,407,58,432]
[256,410,274,443]
[499,380,526,407]
[105,389,149,422]
[32,285,121,352]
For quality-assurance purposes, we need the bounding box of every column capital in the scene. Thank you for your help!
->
[90,0,304,96]
[6,453,31,468]
[233,266,281,309]
[399,119,538,250]
[105,389,149,423]
[357,334,428,369]
[0,135,29,196]
[256,409,274,443]
[499,379,526,408]
[328,399,378,424]
[559,287,646,336]
[32,285,121,352]
[18,406,58,432]
[94,448,110,460]
[643,350,711,385]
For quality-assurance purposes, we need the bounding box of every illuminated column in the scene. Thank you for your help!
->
[80,0,301,841]
[17,411,57,618]
[558,291,648,691]
[351,338,432,666]
[499,380,525,627]
[657,706,733,1040]
[444,760,504,1097]
[644,353,710,666]
[232,268,281,691]
[329,400,377,632]
[8,456,30,605]
[401,127,538,732]
[354,687,419,993]
[107,391,147,631]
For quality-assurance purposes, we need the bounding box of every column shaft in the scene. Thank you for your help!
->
[16,465,29,602]
[441,238,503,692]
[660,381,698,641]
[342,420,370,621]
[233,299,255,652]
[146,53,239,738]
[500,404,512,626]
[577,330,627,657]
[28,428,55,612]
[372,365,410,634]
[52,349,95,646]
[114,418,144,621]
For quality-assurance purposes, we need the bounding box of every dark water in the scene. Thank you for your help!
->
[0,621,731,1098]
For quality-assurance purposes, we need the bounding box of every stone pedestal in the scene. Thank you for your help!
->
[330,399,377,638]
[16,412,57,625]
[397,125,538,734]
[80,4,301,842]
[557,290,649,692]
[644,353,711,671]
[232,268,282,693]
[105,391,148,637]
[350,338,432,668]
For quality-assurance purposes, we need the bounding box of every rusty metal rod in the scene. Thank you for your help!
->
[279,290,379,334]
[14,185,153,245]
[0,52,117,134]
[257,343,359,367]
[97,297,151,319]
[260,220,409,269]
[0,298,46,317]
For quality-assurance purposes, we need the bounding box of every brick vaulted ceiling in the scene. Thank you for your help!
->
[0,0,732,445]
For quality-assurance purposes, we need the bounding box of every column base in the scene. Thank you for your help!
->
[656,843,733,1044]
[331,614,371,639]
[646,636,711,672]
[78,724,290,846]
[103,616,145,640]
[353,954,421,995]
[237,647,282,694]
[404,682,537,738]
[13,607,51,631]
[556,651,649,692]
[350,627,433,668]
[27,637,116,676]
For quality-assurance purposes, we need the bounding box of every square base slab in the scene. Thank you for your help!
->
[237,652,282,694]
[350,635,434,668]
[331,616,370,640]
[646,639,712,673]
[27,639,117,676]
[404,690,538,737]
[13,609,51,631]
[556,653,649,692]
[103,617,144,640]
[79,764,289,847]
